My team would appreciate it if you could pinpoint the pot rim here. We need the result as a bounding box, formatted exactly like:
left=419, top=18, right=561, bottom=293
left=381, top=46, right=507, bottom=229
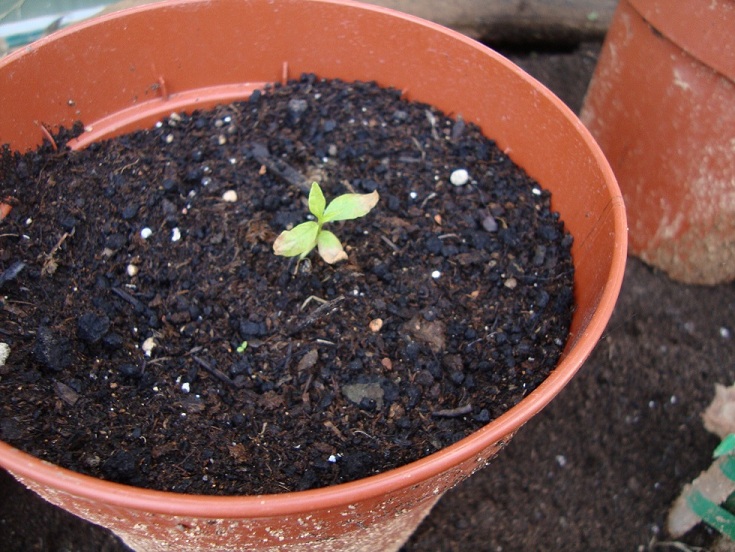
left=0, top=0, right=627, bottom=519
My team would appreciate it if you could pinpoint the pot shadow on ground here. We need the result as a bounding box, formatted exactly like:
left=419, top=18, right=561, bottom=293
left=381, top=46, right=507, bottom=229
left=1, top=42, right=733, bottom=552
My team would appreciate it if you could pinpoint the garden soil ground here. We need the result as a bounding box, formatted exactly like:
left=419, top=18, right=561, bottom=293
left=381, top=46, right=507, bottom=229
left=1, top=41, right=734, bottom=552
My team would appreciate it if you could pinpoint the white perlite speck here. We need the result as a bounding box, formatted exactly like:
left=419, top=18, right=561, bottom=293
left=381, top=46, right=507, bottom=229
left=171, top=227, right=181, bottom=242
left=142, top=337, right=157, bottom=357
left=450, top=168, right=469, bottom=186
left=222, top=190, right=238, bottom=202
left=140, top=227, right=153, bottom=239
left=0, top=343, right=10, bottom=366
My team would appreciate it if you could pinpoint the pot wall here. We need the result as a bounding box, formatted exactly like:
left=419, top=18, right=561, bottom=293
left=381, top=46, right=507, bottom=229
left=581, top=0, right=735, bottom=284
left=0, top=0, right=627, bottom=550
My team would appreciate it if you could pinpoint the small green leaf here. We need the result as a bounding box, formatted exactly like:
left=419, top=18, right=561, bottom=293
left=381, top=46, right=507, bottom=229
left=715, top=434, right=735, bottom=458
left=317, top=230, right=348, bottom=264
left=273, top=221, right=319, bottom=258
left=308, top=182, right=326, bottom=219
left=322, top=190, right=379, bottom=223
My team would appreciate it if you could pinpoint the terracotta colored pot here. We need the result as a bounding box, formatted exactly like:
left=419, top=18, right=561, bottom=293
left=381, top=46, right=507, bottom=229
left=0, top=1, right=627, bottom=550
left=581, top=0, right=735, bottom=285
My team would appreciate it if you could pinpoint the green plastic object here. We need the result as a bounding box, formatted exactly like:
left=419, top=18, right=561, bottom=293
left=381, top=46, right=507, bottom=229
left=687, top=490, right=735, bottom=539
left=715, top=434, right=735, bottom=458
left=720, top=457, right=735, bottom=483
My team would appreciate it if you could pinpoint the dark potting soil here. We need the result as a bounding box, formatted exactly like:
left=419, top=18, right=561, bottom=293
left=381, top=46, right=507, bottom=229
left=0, top=75, right=573, bottom=496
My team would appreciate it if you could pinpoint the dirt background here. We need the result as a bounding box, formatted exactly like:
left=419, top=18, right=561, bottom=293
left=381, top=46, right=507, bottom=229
left=2, top=12, right=735, bottom=552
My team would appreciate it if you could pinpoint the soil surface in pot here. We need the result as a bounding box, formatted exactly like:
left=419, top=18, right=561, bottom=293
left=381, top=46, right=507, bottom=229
left=0, top=76, right=573, bottom=495
left=4, top=42, right=734, bottom=552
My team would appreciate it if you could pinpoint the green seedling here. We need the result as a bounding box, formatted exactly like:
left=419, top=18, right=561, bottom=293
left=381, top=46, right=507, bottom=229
left=236, top=341, right=248, bottom=354
left=273, top=182, right=379, bottom=264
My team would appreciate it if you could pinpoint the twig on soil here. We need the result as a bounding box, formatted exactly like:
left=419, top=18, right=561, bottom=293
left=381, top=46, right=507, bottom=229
left=285, top=295, right=345, bottom=336
left=248, top=142, right=311, bottom=194
left=324, top=420, right=346, bottom=441
left=380, top=234, right=400, bottom=252
left=111, top=287, right=152, bottom=316
left=424, top=110, right=440, bottom=141
left=300, top=295, right=328, bottom=311
left=279, top=341, right=293, bottom=373
left=41, top=229, right=73, bottom=275
left=420, top=192, right=437, bottom=209
left=302, top=372, right=315, bottom=407
left=192, top=355, right=238, bottom=388
left=35, top=122, right=58, bottom=151
left=410, top=136, right=426, bottom=160
left=432, top=404, right=473, bottom=418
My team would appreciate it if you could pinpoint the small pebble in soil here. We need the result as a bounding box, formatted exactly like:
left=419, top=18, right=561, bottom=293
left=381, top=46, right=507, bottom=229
left=482, top=214, right=498, bottom=233
left=77, top=313, right=110, bottom=345
left=126, top=264, right=139, bottom=277
left=369, top=318, right=383, bottom=332
left=533, top=244, right=547, bottom=266
left=222, top=190, right=238, bottom=202
left=450, top=168, right=470, bottom=186
left=33, top=326, right=72, bottom=372
left=121, top=204, right=139, bottom=220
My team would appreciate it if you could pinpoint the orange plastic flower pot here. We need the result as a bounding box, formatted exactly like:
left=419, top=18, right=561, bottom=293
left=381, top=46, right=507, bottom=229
left=0, top=0, right=627, bottom=550
left=582, top=0, right=735, bottom=285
